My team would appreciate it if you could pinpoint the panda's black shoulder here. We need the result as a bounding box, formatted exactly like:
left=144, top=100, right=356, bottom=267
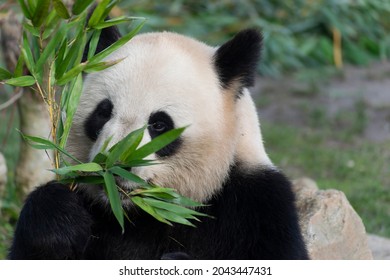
left=199, top=165, right=309, bottom=259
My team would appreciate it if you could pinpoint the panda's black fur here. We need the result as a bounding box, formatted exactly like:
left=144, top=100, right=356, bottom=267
left=8, top=24, right=309, bottom=260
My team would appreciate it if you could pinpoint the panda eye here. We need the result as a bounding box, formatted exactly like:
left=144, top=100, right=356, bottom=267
left=150, top=121, right=167, bottom=132
left=147, top=111, right=182, bottom=157
left=148, top=111, right=174, bottom=136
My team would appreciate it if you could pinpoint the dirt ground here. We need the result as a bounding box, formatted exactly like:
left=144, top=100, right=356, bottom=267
left=252, top=61, right=390, bottom=143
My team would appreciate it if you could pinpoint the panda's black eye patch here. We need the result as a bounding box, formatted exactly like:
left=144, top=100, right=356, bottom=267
left=148, top=111, right=173, bottom=135
left=84, top=99, right=113, bottom=141
left=148, top=111, right=182, bottom=157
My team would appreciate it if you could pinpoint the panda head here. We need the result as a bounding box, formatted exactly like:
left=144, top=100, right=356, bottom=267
left=66, top=27, right=273, bottom=206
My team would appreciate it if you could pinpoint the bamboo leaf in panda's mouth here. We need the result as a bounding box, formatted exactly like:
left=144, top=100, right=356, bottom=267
left=105, top=126, right=145, bottom=168
left=109, top=166, right=149, bottom=187
left=125, top=126, right=187, bottom=162
left=25, top=125, right=209, bottom=230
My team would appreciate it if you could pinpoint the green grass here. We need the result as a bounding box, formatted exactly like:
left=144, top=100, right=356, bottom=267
left=262, top=121, right=390, bottom=237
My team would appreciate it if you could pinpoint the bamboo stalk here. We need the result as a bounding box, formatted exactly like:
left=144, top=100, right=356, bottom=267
left=332, top=27, right=343, bottom=69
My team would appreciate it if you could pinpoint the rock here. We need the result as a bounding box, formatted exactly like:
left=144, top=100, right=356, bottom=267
left=293, top=178, right=373, bottom=259
left=0, top=152, right=7, bottom=197
left=367, top=234, right=390, bottom=260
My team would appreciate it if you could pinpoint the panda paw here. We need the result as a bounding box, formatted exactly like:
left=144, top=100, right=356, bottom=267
left=8, top=181, right=93, bottom=259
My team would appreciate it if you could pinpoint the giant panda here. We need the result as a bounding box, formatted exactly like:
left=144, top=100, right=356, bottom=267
left=8, top=25, right=308, bottom=260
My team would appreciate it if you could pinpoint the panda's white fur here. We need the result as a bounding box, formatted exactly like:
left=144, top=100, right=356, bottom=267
left=67, top=32, right=273, bottom=203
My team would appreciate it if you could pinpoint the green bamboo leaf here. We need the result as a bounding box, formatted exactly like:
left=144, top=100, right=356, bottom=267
left=20, top=50, right=33, bottom=75
left=127, top=127, right=186, bottom=161
left=21, top=134, right=83, bottom=164
left=30, top=36, right=41, bottom=67
left=105, top=126, right=145, bottom=168
left=22, top=22, right=40, bottom=37
left=166, top=194, right=205, bottom=208
left=55, top=39, right=67, bottom=74
left=5, top=76, right=35, bottom=87
left=53, top=0, right=70, bottom=19
left=141, top=186, right=204, bottom=207
left=52, top=162, right=103, bottom=175
left=130, top=186, right=205, bottom=207
left=59, top=74, right=83, bottom=148
left=131, top=187, right=177, bottom=197
left=100, top=135, right=113, bottom=154
left=84, top=58, right=125, bottom=73
left=131, top=196, right=172, bottom=226
left=119, top=132, right=145, bottom=163
left=27, top=0, right=36, bottom=11
left=121, top=160, right=159, bottom=167
left=109, top=166, right=149, bottom=187
left=42, top=8, right=60, bottom=35
left=88, top=0, right=111, bottom=27
left=89, top=19, right=146, bottom=64
left=21, top=32, right=35, bottom=74
left=57, top=63, right=86, bottom=85
left=93, top=16, right=145, bottom=30
left=92, top=152, right=108, bottom=164
left=21, top=134, right=55, bottom=149
left=14, top=52, right=25, bottom=78
left=42, top=14, right=62, bottom=40
left=142, top=187, right=203, bottom=208
left=137, top=192, right=176, bottom=200
left=154, top=208, right=196, bottom=227
left=103, top=171, right=124, bottom=232
left=100, top=0, right=119, bottom=21
left=87, top=29, right=102, bottom=61
left=35, top=24, right=67, bottom=73
left=55, top=28, right=85, bottom=79
left=142, top=197, right=208, bottom=217
left=32, top=0, right=51, bottom=27
left=131, top=188, right=177, bottom=200
left=72, top=0, right=95, bottom=15
left=18, top=0, right=32, bottom=19
left=74, top=28, right=88, bottom=69
left=27, top=142, right=53, bottom=150
left=0, top=68, right=12, bottom=80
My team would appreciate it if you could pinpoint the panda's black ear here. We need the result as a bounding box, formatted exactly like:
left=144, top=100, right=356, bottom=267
left=214, top=29, right=262, bottom=91
left=82, top=19, right=122, bottom=62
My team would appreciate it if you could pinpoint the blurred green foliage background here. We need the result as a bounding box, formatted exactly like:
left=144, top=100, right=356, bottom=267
left=1, top=0, right=390, bottom=259
left=118, top=0, right=390, bottom=75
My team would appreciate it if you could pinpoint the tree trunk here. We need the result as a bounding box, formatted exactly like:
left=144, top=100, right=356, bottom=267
left=0, top=11, right=54, bottom=197
left=15, top=93, right=55, bottom=195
